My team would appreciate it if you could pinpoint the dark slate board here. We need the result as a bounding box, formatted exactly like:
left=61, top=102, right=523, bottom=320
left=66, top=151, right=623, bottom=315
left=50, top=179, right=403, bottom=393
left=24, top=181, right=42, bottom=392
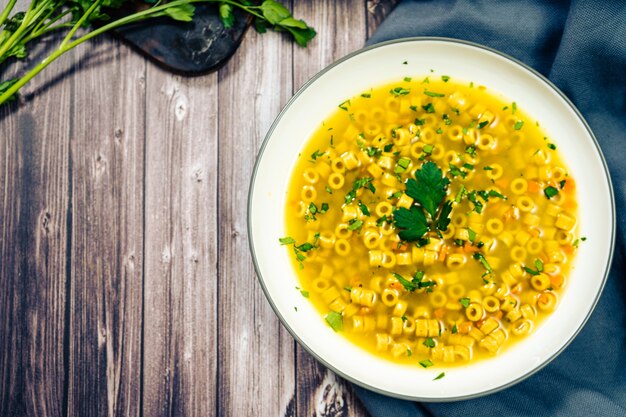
left=110, top=3, right=251, bottom=75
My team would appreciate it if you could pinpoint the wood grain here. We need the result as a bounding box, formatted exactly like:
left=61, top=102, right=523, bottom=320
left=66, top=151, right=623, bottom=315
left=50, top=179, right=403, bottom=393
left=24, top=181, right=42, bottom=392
left=0, top=34, right=73, bottom=417
left=216, top=26, right=296, bottom=417
left=0, top=1, right=399, bottom=416
left=66, top=36, right=145, bottom=417
left=142, top=67, right=219, bottom=416
left=291, top=2, right=372, bottom=417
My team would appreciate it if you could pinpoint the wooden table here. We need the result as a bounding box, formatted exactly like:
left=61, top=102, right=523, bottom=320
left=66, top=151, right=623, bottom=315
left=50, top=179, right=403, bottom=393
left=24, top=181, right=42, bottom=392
left=0, top=1, right=398, bottom=415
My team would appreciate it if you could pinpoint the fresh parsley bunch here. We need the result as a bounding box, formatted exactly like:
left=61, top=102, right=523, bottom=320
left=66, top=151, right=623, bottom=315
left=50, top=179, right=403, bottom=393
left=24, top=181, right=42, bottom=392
left=0, top=0, right=315, bottom=106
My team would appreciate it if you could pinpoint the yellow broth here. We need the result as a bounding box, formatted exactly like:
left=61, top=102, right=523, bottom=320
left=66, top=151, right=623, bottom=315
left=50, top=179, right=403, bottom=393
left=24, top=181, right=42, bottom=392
left=283, top=77, right=579, bottom=366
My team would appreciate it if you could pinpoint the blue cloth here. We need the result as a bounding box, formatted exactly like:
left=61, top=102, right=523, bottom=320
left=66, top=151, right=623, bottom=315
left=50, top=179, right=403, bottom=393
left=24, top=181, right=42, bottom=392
left=356, top=1, right=626, bottom=415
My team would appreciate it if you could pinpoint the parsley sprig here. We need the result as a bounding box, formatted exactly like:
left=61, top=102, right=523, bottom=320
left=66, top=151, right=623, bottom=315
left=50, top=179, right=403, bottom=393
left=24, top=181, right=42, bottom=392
left=393, top=162, right=453, bottom=241
left=0, top=0, right=315, bottom=105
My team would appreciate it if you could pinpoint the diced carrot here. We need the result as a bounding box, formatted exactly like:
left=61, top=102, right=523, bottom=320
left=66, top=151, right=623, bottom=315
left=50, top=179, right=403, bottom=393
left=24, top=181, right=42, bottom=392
left=493, top=310, right=504, bottom=320
left=458, top=321, right=473, bottom=334
left=562, top=244, right=575, bottom=255
left=438, top=245, right=448, bottom=262
left=434, top=308, right=446, bottom=319
left=495, top=178, right=509, bottom=189
left=463, top=242, right=479, bottom=253
left=396, top=243, right=409, bottom=252
left=511, top=283, right=523, bottom=294
left=550, top=274, right=565, bottom=289
left=389, top=281, right=402, bottom=291
left=527, top=180, right=541, bottom=193
left=562, top=178, right=576, bottom=194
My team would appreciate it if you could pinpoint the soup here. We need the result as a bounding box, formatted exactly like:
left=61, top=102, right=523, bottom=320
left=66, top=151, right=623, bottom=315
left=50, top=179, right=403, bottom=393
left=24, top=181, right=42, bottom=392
left=282, top=76, right=579, bottom=367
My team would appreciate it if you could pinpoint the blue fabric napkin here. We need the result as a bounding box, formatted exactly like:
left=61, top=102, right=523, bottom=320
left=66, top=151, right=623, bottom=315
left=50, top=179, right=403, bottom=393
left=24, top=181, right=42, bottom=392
left=355, top=1, right=626, bottom=415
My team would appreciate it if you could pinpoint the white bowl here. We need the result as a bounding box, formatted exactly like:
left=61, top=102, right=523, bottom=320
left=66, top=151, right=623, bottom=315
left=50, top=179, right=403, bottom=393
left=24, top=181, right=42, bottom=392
left=248, top=38, right=615, bottom=401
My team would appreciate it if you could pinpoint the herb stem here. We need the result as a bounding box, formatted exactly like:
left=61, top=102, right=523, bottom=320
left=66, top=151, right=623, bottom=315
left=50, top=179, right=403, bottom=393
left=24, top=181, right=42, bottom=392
left=60, top=0, right=102, bottom=49
left=0, top=0, right=18, bottom=29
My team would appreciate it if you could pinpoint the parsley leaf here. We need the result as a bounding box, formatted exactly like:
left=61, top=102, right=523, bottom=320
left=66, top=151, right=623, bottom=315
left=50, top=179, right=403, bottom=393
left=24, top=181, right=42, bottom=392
left=405, top=162, right=450, bottom=219
left=393, top=206, right=428, bottom=242
left=459, top=298, right=470, bottom=308
left=434, top=372, right=446, bottom=380
left=423, top=338, right=436, bottom=348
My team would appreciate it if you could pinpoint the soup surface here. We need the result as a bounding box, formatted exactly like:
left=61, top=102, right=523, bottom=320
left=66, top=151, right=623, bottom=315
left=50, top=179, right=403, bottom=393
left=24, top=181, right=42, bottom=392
left=282, top=76, right=580, bottom=367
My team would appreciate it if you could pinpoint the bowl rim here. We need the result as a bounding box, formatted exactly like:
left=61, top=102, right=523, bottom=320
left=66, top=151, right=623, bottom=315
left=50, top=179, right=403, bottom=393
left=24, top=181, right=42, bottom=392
left=247, top=36, right=616, bottom=402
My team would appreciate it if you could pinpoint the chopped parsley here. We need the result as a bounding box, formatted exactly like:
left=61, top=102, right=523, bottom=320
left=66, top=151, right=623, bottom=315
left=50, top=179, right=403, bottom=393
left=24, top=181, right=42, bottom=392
left=465, top=145, right=477, bottom=157
left=423, top=338, right=436, bottom=348
left=514, top=120, right=524, bottom=130
left=338, top=99, right=351, bottom=111
left=547, top=143, right=557, bottom=150
left=345, top=177, right=375, bottom=204
left=419, top=359, right=434, bottom=368
left=390, top=87, right=411, bottom=96
left=311, top=149, right=325, bottom=160
left=325, top=311, right=343, bottom=332
left=415, top=118, right=426, bottom=126
left=473, top=252, right=493, bottom=275
left=395, top=157, right=411, bottom=174
left=347, top=218, right=364, bottom=231
left=467, top=227, right=477, bottom=243
left=358, top=200, right=370, bottom=216
left=459, top=297, right=470, bottom=308
left=434, top=372, right=446, bottom=381
left=392, top=271, right=432, bottom=293
left=441, top=75, right=450, bottom=82
left=404, top=76, right=412, bottom=82
left=512, top=102, right=517, bottom=114
left=524, top=259, right=544, bottom=275
left=544, top=186, right=559, bottom=199
left=452, top=323, right=458, bottom=334
left=279, top=236, right=296, bottom=245
left=424, top=90, right=445, bottom=98
left=478, top=120, right=489, bottom=129
left=360, top=93, right=371, bottom=98
left=325, top=185, right=333, bottom=194
left=366, top=146, right=382, bottom=158
left=422, top=103, right=435, bottom=113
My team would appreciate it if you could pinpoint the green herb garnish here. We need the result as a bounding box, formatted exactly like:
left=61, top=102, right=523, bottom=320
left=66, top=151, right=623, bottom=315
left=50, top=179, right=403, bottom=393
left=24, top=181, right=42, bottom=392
left=325, top=311, right=343, bottom=331
left=544, top=186, right=559, bottom=199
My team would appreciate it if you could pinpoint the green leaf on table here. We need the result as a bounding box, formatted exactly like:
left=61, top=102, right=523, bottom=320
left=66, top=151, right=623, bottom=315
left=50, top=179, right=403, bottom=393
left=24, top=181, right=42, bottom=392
left=164, top=4, right=195, bottom=22
left=0, top=79, right=18, bottom=102
left=260, top=0, right=292, bottom=24
left=219, top=3, right=235, bottom=28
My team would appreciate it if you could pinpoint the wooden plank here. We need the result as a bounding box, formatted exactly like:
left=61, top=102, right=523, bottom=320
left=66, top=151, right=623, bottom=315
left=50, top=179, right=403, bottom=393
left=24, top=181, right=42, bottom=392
left=290, top=2, right=371, bottom=416
left=65, top=36, right=145, bottom=417
left=216, top=23, right=295, bottom=417
left=0, top=33, right=73, bottom=417
left=366, top=0, right=401, bottom=38
left=142, top=65, right=219, bottom=416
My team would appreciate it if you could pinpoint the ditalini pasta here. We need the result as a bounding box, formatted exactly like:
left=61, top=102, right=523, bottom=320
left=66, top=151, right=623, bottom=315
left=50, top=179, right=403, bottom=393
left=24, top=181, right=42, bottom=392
left=281, top=76, right=580, bottom=367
